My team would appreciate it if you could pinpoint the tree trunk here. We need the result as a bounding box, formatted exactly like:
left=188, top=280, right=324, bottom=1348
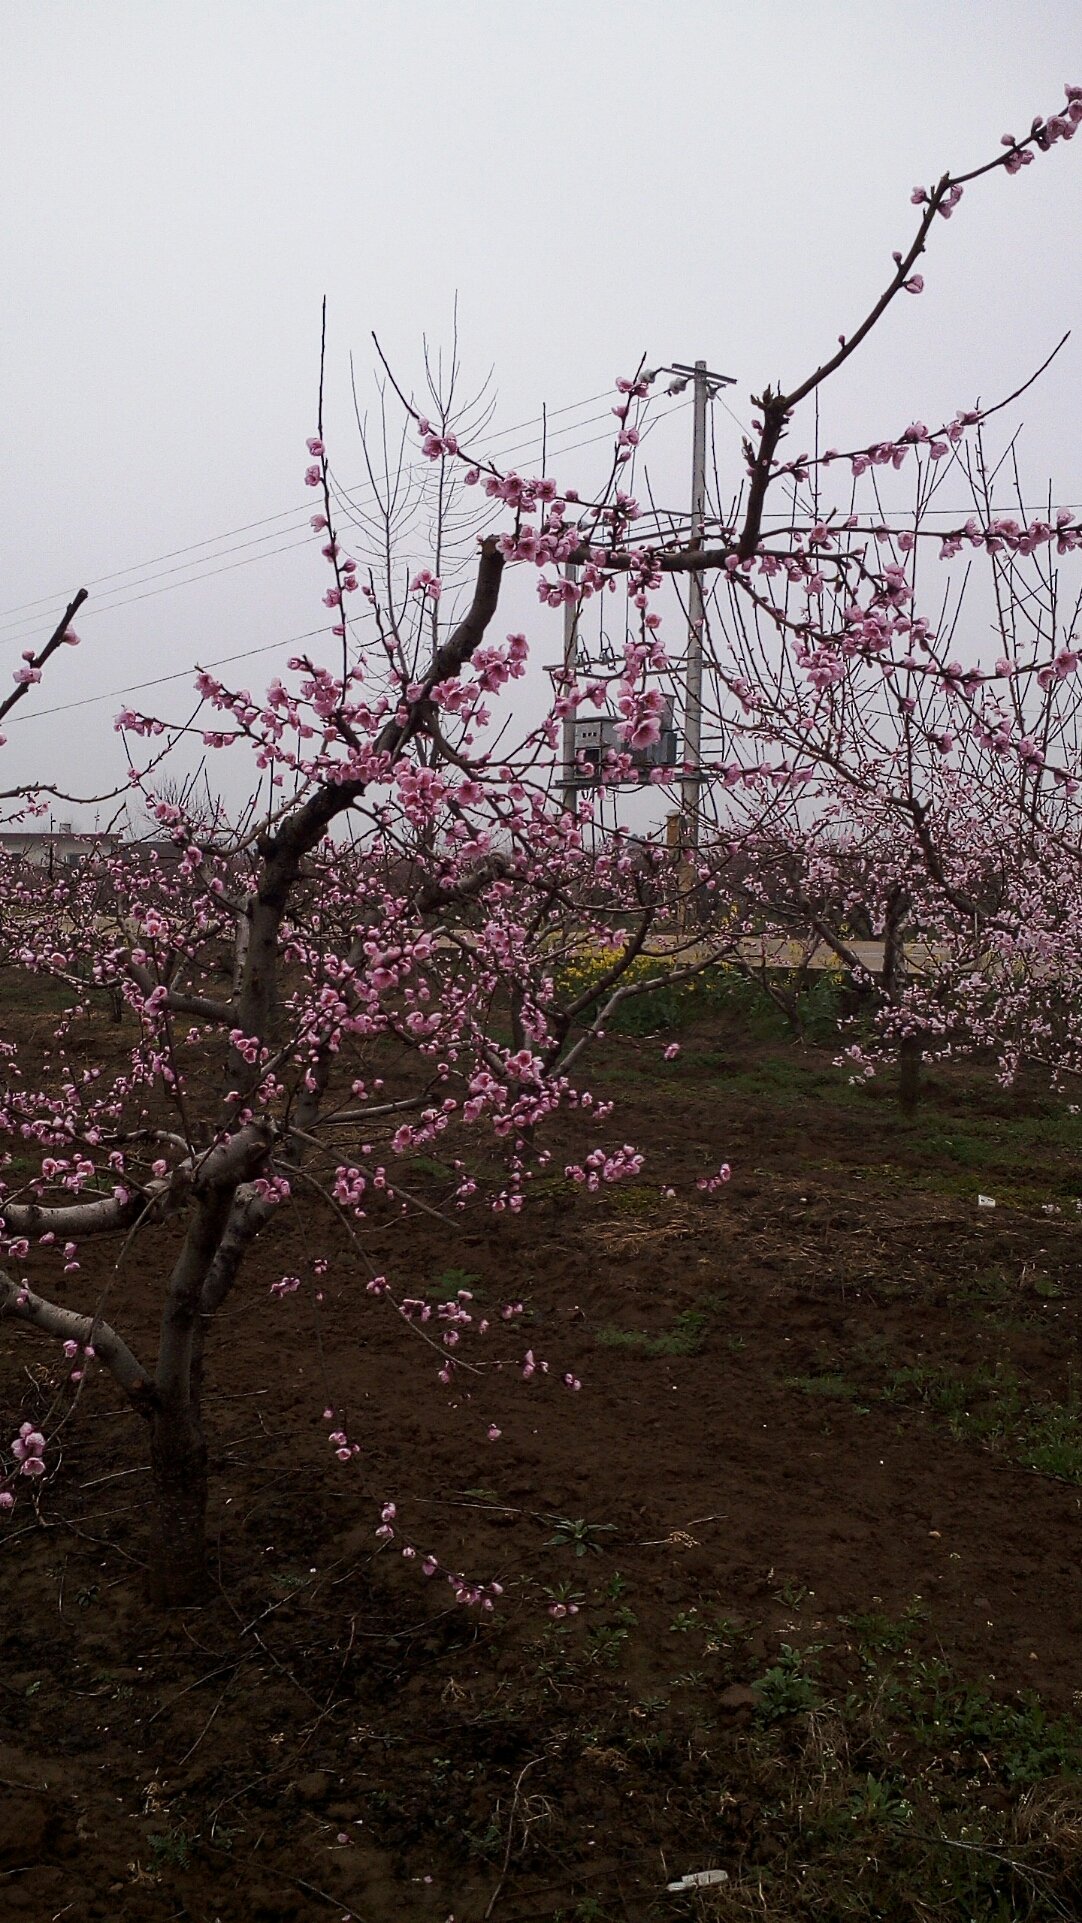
left=146, top=1168, right=264, bottom=1606
left=148, top=1404, right=208, bottom=1607
left=898, top=1031, right=923, bottom=1114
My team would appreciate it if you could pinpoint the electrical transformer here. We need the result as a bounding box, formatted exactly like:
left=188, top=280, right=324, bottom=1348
left=569, top=700, right=678, bottom=784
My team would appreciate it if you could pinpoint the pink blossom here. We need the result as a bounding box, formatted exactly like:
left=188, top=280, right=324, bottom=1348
left=421, top=431, right=459, bottom=460
left=11, top=1425, right=45, bottom=1476
left=696, top=1163, right=732, bottom=1194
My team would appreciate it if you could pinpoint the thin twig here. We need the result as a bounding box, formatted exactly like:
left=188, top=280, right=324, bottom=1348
left=485, top=1755, right=546, bottom=1919
left=294, top=1881, right=361, bottom=1920
left=79, top=1465, right=151, bottom=1491
left=146, top=1655, right=247, bottom=1725
left=174, top=1689, right=228, bottom=1768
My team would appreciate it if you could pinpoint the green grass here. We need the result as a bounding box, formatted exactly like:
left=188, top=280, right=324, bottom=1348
left=685, top=1047, right=839, bottom=1100
left=573, top=1623, right=1082, bottom=1918
left=604, top=1181, right=665, bottom=1218
left=408, top=1152, right=456, bottom=1181
left=595, top=1294, right=725, bottom=1359
left=511, top=1577, right=1082, bottom=1923
left=784, top=1355, right=1082, bottom=1484
left=146, top=1827, right=192, bottom=1871
left=882, top=1362, right=1082, bottom=1482
left=754, top=1641, right=823, bottom=1720
left=842, top=1597, right=927, bottom=1657
left=430, top=1265, right=483, bottom=1301
left=560, top=962, right=846, bottom=1041
left=784, top=1370, right=866, bottom=1402
left=736, top=1640, right=1082, bottom=1916
left=955, top=1266, right=1018, bottom=1311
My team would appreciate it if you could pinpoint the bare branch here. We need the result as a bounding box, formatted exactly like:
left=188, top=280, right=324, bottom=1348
left=0, top=589, right=88, bottom=727
left=0, top=1268, right=155, bottom=1411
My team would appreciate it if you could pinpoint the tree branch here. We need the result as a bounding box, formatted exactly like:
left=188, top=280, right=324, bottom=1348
left=0, top=1268, right=155, bottom=1412
left=0, top=589, right=88, bottom=728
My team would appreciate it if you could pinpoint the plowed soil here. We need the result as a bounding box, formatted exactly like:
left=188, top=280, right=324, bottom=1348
left=3, top=1017, right=1082, bottom=1921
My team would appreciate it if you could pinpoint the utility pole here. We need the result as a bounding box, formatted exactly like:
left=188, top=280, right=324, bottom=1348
left=681, top=359, right=709, bottom=849
left=654, top=360, right=736, bottom=850
left=556, top=362, right=735, bottom=819
left=560, top=559, right=580, bottom=802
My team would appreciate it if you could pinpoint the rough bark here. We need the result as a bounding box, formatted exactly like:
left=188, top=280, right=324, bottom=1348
left=148, top=1404, right=209, bottom=1606
left=144, top=1128, right=273, bottom=1603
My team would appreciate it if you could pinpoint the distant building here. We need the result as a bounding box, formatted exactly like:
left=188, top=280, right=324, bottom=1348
left=0, top=825, right=124, bottom=871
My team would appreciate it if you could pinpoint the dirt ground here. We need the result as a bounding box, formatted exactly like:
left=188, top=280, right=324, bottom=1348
left=4, top=1013, right=1082, bottom=1921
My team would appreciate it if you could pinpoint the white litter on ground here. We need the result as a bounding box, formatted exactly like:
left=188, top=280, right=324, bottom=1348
left=666, top=1869, right=730, bottom=1892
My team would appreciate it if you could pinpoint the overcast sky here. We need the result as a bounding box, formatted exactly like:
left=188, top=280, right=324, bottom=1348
left=3, top=1, right=1082, bottom=820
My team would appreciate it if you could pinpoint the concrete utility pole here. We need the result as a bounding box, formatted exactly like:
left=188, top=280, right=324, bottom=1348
left=558, top=361, right=734, bottom=814
left=682, top=359, right=709, bottom=847
left=654, top=360, right=736, bottom=848
left=560, top=559, right=580, bottom=800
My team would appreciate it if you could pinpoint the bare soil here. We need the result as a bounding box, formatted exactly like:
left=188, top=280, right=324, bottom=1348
left=3, top=1012, right=1082, bottom=1920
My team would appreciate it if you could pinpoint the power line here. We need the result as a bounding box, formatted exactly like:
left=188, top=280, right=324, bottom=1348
left=2, top=403, right=703, bottom=731
left=0, top=404, right=694, bottom=647
left=0, top=388, right=705, bottom=748
left=12, top=388, right=1073, bottom=643
left=0, top=388, right=618, bottom=630
left=755, top=502, right=1082, bottom=521
left=2, top=628, right=332, bottom=727
left=0, top=435, right=557, bottom=635
left=3, top=532, right=318, bottom=627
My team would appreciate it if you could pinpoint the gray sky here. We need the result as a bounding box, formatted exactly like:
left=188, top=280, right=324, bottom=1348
left=3, top=0, right=1082, bottom=818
